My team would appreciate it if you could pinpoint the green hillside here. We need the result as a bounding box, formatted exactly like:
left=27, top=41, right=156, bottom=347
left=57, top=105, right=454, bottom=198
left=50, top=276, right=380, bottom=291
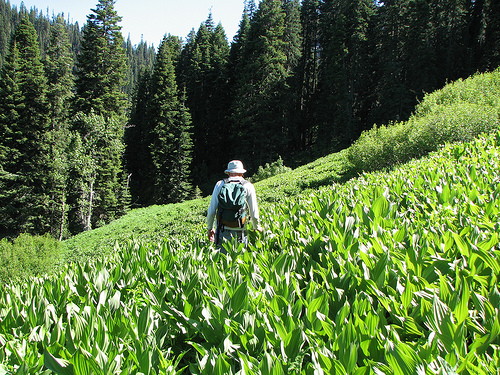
left=1, top=70, right=500, bottom=373
left=62, top=69, right=500, bottom=262
left=61, top=148, right=352, bottom=262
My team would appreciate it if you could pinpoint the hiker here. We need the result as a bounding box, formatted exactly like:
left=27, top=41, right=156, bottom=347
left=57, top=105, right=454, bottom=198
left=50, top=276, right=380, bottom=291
left=207, top=160, right=262, bottom=249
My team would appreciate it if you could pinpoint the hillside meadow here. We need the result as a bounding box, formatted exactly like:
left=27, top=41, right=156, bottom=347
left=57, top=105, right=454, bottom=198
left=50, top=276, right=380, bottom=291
left=0, top=70, right=500, bottom=373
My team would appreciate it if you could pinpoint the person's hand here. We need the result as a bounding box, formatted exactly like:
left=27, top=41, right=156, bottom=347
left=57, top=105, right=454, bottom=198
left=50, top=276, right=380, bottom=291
left=208, top=229, right=215, bottom=242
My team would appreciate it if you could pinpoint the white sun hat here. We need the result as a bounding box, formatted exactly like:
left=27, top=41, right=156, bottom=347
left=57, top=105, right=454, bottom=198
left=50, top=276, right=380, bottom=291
left=225, top=160, right=247, bottom=174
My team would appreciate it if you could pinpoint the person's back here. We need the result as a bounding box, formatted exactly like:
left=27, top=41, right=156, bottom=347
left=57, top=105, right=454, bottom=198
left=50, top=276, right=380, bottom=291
left=206, top=160, right=262, bottom=250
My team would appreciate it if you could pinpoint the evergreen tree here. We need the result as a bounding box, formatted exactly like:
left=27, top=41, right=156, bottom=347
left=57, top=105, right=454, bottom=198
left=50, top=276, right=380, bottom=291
left=482, top=0, right=500, bottom=70
left=125, top=37, right=156, bottom=100
left=370, top=0, right=442, bottom=127
left=125, top=68, right=155, bottom=206
left=228, top=0, right=254, bottom=71
left=0, top=0, right=14, bottom=68
left=148, top=35, right=193, bottom=204
left=205, top=22, right=231, bottom=173
left=73, top=0, right=127, bottom=119
left=429, top=0, right=469, bottom=83
left=71, top=0, right=128, bottom=230
left=45, top=15, right=74, bottom=127
left=44, top=15, right=74, bottom=240
left=282, top=0, right=303, bottom=154
left=230, top=0, right=301, bottom=170
left=316, top=0, right=376, bottom=152
left=177, top=14, right=231, bottom=194
left=0, top=16, right=51, bottom=237
left=66, top=112, right=125, bottom=232
left=293, top=0, right=321, bottom=152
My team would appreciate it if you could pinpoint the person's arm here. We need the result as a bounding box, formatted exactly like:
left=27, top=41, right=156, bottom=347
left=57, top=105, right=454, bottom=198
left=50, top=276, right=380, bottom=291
left=246, top=183, right=262, bottom=231
left=207, top=180, right=223, bottom=241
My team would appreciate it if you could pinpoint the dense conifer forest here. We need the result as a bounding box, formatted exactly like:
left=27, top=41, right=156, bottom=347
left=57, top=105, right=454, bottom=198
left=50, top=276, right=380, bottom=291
left=0, top=0, right=499, bottom=241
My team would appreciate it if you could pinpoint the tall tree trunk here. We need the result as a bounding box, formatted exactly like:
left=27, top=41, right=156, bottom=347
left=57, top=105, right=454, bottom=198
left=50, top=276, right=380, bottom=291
left=85, top=179, right=94, bottom=232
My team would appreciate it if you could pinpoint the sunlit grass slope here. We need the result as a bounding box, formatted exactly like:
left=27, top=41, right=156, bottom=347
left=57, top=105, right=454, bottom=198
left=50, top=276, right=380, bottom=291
left=62, top=149, right=352, bottom=261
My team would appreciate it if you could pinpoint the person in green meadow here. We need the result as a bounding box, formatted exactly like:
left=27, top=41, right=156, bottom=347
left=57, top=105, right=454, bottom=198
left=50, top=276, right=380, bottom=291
left=207, top=160, right=262, bottom=250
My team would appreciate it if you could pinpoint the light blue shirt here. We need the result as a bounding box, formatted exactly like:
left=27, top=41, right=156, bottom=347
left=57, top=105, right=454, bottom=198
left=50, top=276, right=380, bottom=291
left=207, top=176, right=261, bottom=231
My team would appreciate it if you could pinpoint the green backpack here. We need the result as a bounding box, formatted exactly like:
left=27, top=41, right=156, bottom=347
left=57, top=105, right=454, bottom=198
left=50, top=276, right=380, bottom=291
left=217, top=178, right=248, bottom=228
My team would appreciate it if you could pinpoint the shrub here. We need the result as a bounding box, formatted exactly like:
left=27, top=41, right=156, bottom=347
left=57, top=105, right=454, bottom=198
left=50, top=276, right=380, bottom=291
left=409, top=102, right=499, bottom=155
left=347, top=121, right=412, bottom=173
left=414, top=69, right=500, bottom=116
left=0, top=233, right=63, bottom=282
left=347, top=70, right=500, bottom=174
left=250, top=156, right=292, bottom=183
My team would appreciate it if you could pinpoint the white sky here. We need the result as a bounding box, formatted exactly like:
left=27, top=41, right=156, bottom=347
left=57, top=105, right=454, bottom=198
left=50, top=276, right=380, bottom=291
left=9, top=0, right=246, bottom=46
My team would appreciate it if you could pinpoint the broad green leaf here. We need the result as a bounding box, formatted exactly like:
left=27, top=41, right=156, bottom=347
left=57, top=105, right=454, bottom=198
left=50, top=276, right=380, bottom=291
left=270, top=295, right=288, bottom=315
left=332, top=359, right=347, bottom=374
left=214, top=354, right=231, bottom=374
left=429, top=296, right=456, bottom=352
left=109, top=290, right=121, bottom=312
left=230, top=281, right=248, bottom=313
left=73, top=350, right=103, bottom=375
left=473, top=246, right=500, bottom=274
left=43, top=350, right=74, bottom=375
left=452, top=232, right=470, bottom=258
left=402, top=316, right=423, bottom=336
left=139, top=349, right=152, bottom=375
left=259, top=352, right=274, bottom=375
left=184, top=271, right=199, bottom=298
left=284, top=328, right=304, bottom=360
left=401, top=276, right=415, bottom=310
left=372, top=195, right=389, bottom=218
left=138, top=305, right=152, bottom=337
left=454, top=276, right=470, bottom=324
left=344, top=216, right=356, bottom=233
left=307, top=294, right=326, bottom=323
left=97, top=289, right=108, bottom=314
left=385, top=341, right=421, bottom=375
left=189, top=341, right=208, bottom=357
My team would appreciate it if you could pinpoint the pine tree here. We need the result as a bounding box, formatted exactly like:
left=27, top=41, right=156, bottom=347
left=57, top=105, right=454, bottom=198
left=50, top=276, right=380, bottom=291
left=125, top=68, right=155, bottom=206
left=66, top=112, right=125, bottom=232
left=44, top=15, right=74, bottom=240
left=0, top=16, right=51, bottom=237
left=370, top=0, right=441, bottom=127
left=177, top=14, right=231, bottom=193
left=70, top=0, right=128, bottom=230
left=282, top=0, right=303, bottom=153
left=73, top=0, right=127, bottom=119
left=0, top=0, right=15, bottom=68
left=293, top=0, right=321, bottom=152
left=226, top=1, right=254, bottom=158
left=205, top=22, right=231, bottom=174
left=125, top=37, right=156, bottom=100
left=482, top=0, right=500, bottom=70
left=316, top=0, right=376, bottom=151
left=427, top=0, right=469, bottom=83
left=148, top=35, right=193, bottom=204
left=230, top=0, right=301, bottom=170
left=45, top=15, right=74, bottom=127
left=228, top=0, right=254, bottom=71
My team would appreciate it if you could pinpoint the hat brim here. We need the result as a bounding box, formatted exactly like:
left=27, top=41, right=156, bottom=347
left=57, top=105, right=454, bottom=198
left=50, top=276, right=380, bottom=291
left=225, top=168, right=246, bottom=174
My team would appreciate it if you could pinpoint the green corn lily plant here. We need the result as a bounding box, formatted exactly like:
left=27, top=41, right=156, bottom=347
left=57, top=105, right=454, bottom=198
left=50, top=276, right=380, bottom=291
left=1, top=133, right=500, bottom=373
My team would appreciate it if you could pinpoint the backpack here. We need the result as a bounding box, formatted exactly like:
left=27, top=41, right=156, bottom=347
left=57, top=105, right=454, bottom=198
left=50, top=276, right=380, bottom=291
left=217, top=178, right=248, bottom=228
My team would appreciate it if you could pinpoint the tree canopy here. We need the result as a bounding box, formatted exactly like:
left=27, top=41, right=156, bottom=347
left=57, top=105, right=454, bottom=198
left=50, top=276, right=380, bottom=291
left=0, top=0, right=499, bottom=239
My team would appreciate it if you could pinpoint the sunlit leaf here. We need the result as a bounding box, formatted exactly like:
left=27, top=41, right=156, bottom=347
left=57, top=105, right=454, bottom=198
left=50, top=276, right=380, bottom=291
left=43, top=350, right=74, bottom=375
